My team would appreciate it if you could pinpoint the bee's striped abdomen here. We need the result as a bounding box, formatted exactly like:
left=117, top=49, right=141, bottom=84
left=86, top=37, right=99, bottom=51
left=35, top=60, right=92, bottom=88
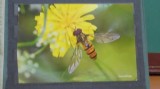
left=85, top=44, right=97, bottom=60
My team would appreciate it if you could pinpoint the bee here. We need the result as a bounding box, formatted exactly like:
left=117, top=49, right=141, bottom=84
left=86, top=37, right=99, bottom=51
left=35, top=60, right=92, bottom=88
left=68, top=28, right=120, bottom=74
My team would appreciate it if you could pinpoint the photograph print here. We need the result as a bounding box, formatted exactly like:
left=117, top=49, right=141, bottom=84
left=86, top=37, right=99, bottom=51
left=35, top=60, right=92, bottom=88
left=17, top=3, right=137, bottom=83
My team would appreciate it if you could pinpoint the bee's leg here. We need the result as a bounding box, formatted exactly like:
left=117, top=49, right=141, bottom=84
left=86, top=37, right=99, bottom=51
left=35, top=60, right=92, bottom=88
left=76, top=39, right=81, bottom=44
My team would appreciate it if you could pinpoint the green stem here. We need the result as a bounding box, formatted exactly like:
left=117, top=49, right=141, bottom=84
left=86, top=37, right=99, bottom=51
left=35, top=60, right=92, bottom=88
left=94, top=61, right=110, bottom=79
left=34, top=45, right=48, bottom=56
left=40, top=4, right=48, bottom=38
left=18, top=38, right=38, bottom=48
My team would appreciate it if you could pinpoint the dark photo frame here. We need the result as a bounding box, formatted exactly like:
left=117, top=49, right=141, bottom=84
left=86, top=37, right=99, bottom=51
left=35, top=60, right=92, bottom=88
left=4, top=0, right=149, bottom=89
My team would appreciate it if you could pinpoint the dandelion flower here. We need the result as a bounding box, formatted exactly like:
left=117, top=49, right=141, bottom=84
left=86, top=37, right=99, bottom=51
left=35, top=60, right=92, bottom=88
left=35, top=4, right=97, bottom=57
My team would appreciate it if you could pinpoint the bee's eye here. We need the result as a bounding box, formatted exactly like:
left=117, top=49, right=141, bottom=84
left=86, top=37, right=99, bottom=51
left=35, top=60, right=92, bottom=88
left=77, top=28, right=82, bottom=33
left=73, top=28, right=82, bottom=36
left=73, top=31, right=77, bottom=36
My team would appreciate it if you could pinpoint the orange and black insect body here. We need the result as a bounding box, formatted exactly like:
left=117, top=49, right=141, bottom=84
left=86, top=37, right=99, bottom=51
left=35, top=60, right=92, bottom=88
left=73, top=28, right=97, bottom=60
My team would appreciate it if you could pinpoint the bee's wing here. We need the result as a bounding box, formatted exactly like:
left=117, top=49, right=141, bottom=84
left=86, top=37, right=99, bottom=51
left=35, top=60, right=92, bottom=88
left=68, top=45, right=82, bottom=74
left=95, top=32, right=120, bottom=43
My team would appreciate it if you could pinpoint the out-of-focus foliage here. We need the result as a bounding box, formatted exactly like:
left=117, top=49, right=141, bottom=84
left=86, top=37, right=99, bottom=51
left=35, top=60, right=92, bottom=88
left=18, top=4, right=137, bottom=83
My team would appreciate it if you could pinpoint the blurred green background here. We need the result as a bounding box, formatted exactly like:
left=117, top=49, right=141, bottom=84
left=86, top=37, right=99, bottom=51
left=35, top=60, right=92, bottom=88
left=17, top=4, right=137, bottom=83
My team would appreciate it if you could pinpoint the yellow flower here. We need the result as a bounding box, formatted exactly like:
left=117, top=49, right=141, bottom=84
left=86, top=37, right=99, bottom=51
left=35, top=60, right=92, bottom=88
left=35, top=4, right=97, bottom=57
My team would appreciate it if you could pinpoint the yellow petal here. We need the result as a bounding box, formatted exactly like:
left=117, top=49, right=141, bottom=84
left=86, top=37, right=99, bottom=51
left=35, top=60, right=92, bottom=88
left=76, top=21, right=97, bottom=34
left=48, top=9, right=61, bottom=22
left=67, top=28, right=77, bottom=47
left=81, top=14, right=95, bottom=20
left=75, top=4, right=98, bottom=17
left=76, top=14, right=95, bottom=22
left=50, top=5, right=63, bottom=20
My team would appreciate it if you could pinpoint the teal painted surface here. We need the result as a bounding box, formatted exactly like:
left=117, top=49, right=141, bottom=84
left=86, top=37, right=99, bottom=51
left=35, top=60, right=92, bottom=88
left=144, top=0, right=160, bottom=53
